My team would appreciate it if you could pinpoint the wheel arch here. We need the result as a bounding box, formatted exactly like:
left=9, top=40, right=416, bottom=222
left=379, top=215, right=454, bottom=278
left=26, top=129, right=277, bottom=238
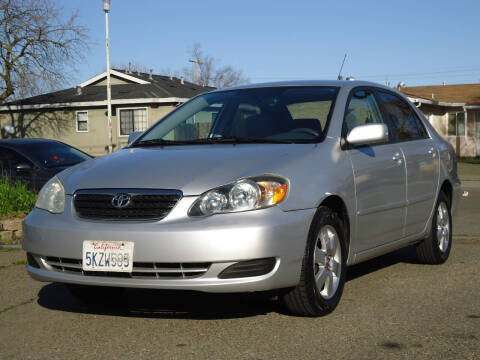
left=440, top=179, right=453, bottom=206
left=318, top=195, right=351, bottom=253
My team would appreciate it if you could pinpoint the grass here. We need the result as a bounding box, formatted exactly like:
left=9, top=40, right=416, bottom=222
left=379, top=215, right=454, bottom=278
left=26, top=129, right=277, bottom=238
left=0, top=259, right=27, bottom=269
left=457, top=157, right=480, bottom=164
left=0, top=176, right=36, bottom=218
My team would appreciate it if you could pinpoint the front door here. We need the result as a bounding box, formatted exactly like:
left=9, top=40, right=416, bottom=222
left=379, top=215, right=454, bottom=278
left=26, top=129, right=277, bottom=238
left=344, top=88, right=407, bottom=252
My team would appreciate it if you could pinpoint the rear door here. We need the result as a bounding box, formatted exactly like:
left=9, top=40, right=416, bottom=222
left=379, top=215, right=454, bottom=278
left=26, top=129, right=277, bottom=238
left=344, top=88, right=407, bottom=251
left=377, top=91, right=438, bottom=237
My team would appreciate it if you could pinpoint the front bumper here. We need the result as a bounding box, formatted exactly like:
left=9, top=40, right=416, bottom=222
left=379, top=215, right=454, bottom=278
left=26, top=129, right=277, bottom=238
left=23, top=196, right=314, bottom=292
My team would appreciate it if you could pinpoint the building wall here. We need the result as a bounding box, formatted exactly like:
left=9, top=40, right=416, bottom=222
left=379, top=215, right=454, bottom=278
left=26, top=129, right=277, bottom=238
left=92, top=76, right=132, bottom=86
left=0, top=103, right=177, bottom=157
left=418, top=104, right=449, bottom=136
left=418, top=104, right=480, bottom=157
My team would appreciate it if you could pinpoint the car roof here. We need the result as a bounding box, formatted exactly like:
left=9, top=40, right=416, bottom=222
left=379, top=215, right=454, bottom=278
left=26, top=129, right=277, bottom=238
left=212, top=80, right=402, bottom=95
left=0, top=138, right=62, bottom=148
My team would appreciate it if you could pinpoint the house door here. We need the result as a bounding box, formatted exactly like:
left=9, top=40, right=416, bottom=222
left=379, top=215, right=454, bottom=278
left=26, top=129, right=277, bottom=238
left=475, top=112, right=480, bottom=157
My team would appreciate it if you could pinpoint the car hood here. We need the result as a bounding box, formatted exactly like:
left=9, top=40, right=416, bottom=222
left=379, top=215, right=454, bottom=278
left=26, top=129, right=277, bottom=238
left=58, top=144, right=315, bottom=196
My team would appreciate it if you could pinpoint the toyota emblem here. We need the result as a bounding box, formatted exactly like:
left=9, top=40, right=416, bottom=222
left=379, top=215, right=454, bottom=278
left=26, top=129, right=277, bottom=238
left=111, top=193, right=131, bottom=209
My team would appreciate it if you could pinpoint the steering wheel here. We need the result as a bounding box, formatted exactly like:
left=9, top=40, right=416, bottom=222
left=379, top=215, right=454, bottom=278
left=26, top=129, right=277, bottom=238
left=290, top=127, right=320, bottom=137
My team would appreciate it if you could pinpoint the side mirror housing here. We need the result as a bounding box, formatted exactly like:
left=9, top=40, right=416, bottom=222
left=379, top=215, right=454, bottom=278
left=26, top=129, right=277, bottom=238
left=15, top=163, right=32, bottom=172
left=346, top=123, right=389, bottom=146
left=128, top=131, right=143, bottom=145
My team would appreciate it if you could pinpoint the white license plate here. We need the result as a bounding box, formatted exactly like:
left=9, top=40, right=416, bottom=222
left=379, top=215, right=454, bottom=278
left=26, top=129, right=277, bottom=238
left=82, top=241, right=134, bottom=272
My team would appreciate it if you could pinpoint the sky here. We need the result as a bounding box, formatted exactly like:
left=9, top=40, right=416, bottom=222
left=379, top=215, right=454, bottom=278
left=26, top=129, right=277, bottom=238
left=61, top=0, right=480, bottom=88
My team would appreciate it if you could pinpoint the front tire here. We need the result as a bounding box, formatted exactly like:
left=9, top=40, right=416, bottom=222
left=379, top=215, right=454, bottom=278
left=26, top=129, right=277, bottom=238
left=282, top=206, right=347, bottom=316
left=416, top=191, right=452, bottom=264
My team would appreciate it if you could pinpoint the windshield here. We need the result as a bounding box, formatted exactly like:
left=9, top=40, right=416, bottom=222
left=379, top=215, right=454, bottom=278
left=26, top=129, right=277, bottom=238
left=136, top=86, right=339, bottom=145
left=22, top=142, right=92, bottom=168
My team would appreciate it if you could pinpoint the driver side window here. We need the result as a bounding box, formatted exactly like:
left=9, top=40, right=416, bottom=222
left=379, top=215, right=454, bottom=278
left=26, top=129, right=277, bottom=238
left=344, top=90, right=385, bottom=135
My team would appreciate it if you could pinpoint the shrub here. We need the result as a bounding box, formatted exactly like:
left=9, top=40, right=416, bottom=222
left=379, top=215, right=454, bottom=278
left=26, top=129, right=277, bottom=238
left=0, top=176, right=36, bottom=217
left=457, top=157, right=480, bottom=164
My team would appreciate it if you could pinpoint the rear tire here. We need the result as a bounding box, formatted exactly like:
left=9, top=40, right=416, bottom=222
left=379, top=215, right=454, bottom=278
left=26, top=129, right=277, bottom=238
left=416, top=191, right=452, bottom=264
left=66, top=284, right=124, bottom=304
left=282, top=206, right=347, bottom=317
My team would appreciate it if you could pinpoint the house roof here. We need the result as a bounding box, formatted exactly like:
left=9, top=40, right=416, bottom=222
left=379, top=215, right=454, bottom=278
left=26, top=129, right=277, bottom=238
left=400, top=83, right=480, bottom=106
left=78, top=69, right=151, bottom=87
left=0, top=70, right=214, bottom=110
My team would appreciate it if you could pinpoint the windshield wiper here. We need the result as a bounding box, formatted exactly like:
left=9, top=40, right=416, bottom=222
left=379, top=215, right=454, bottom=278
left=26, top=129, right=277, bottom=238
left=130, top=139, right=192, bottom=147
left=199, top=136, right=294, bottom=144
left=131, top=136, right=294, bottom=147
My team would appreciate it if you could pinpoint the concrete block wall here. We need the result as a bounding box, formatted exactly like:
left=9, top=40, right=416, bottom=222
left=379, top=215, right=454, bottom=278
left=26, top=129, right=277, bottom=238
left=0, top=218, right=23, bottom=245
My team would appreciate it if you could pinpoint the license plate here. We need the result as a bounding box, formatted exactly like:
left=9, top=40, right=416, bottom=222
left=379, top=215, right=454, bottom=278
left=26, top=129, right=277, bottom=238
left=82, top=241, right=134, bottom=272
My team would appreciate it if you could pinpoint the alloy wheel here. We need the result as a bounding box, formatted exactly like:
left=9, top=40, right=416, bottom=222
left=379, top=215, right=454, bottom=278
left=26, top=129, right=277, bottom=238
left=314, top=225, right=342, bottom=300
left=436, top=201, right=450, bottom=252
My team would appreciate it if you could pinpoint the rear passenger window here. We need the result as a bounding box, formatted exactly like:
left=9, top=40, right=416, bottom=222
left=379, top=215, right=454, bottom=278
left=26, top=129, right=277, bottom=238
left=344, top=90, right=385, bottom=135
left=378, top=91, right=426, bottom=141
left=0, top=147, right=30, bottom=176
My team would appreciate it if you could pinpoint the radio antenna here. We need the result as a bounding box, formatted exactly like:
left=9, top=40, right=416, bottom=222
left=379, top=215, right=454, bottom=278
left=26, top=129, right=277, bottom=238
left=337, top=53, right=347, bottom=80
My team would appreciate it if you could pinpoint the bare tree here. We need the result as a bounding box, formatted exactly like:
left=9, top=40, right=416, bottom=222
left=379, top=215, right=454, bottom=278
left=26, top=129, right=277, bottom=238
left=160, top=66, right=182, bottom=79
left=0, top=0, right=89, bottom=103
left=183, top=43, right=249, bottom=88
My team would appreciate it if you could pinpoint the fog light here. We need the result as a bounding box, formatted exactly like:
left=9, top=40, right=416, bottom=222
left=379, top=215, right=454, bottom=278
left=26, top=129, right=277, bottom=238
left=218, top=258, right=276, bottom=279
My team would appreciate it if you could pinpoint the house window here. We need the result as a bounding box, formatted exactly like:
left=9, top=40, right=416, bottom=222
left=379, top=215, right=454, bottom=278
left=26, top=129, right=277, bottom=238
left=448, top=112, right=465, bottom=136
left=119, top=108, right=147, bottom=136
left=76, top=111, right=88, bottom=132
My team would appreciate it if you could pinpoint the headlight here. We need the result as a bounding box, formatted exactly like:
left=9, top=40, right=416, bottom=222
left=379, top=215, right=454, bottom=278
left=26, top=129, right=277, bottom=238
left=35, top=176, right=65, bottom=214
left=189, top=176, right=288, bottom=217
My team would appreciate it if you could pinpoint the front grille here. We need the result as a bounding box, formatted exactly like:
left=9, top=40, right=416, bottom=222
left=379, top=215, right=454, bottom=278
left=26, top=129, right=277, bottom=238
left=74, top=189, right=182, bottom=221
left=43, top=256, right=210, bottom=279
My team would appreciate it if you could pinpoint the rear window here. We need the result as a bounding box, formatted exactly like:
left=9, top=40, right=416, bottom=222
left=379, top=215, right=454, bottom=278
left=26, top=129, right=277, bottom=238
left=21, top=142, right=92, bottom=168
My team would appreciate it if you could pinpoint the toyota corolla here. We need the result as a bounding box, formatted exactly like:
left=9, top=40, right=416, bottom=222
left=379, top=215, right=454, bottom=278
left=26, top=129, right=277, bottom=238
left=23, top=81, right=460, bottom=316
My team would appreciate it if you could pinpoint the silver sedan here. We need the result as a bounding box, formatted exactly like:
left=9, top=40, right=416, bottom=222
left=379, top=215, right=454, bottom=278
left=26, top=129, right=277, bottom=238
left=23, top=81, right=460, bottom=316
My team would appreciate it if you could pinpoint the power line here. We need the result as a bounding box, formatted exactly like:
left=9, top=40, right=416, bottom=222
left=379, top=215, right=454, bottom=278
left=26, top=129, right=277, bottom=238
left=250, top=66, right=480, bottom=82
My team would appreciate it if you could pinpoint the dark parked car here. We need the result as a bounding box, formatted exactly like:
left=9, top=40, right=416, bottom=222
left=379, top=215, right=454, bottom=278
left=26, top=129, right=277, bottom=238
left=0, top=139, right=92, bottom=190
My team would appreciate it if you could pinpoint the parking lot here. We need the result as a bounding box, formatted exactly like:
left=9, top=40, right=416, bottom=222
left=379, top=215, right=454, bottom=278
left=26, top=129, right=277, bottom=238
left=1, top=164, right=479, bottom=359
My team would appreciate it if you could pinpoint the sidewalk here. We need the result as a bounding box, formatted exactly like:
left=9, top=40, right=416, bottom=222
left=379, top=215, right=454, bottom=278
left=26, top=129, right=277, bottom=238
left=455, top=162, right=480, bottom=237
left=0, top=248, right=26, bottom=268
left=458, top=162, right=480, bottom=182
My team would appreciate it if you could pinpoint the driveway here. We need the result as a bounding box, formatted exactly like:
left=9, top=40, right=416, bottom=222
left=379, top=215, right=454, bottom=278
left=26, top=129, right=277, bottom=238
left=0, top=163, right=478, bottom=359
left=455, top=163, right=480, bottom=238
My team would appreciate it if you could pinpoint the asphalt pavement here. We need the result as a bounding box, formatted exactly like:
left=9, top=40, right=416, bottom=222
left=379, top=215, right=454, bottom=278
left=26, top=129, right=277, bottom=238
left=0, top=166, right=479, bottom=359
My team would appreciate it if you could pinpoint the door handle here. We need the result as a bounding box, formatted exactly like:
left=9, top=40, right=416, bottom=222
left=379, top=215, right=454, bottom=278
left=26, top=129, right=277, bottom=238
left=392, top=152, right=402, bottom=165
left=428, top=147, right=436, bottom=157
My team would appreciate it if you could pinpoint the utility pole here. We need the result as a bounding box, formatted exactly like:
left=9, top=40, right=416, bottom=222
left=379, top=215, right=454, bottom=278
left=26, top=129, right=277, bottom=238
left=189, top=58, right=203, bottom=85
left=103, top=0, right=113, bottom=153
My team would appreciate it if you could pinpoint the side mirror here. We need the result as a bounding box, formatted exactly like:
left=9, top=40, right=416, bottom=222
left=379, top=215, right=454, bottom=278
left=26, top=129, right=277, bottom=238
left=346, top=123, right=389, bottom=146
left=128, top=131, right=143, bottom=145
left=15, top=163, right=32, bottom=172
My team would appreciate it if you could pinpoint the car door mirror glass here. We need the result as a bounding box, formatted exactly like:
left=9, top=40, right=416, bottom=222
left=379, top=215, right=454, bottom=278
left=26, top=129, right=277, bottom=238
left=346, top=123, right=389, bottom=146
